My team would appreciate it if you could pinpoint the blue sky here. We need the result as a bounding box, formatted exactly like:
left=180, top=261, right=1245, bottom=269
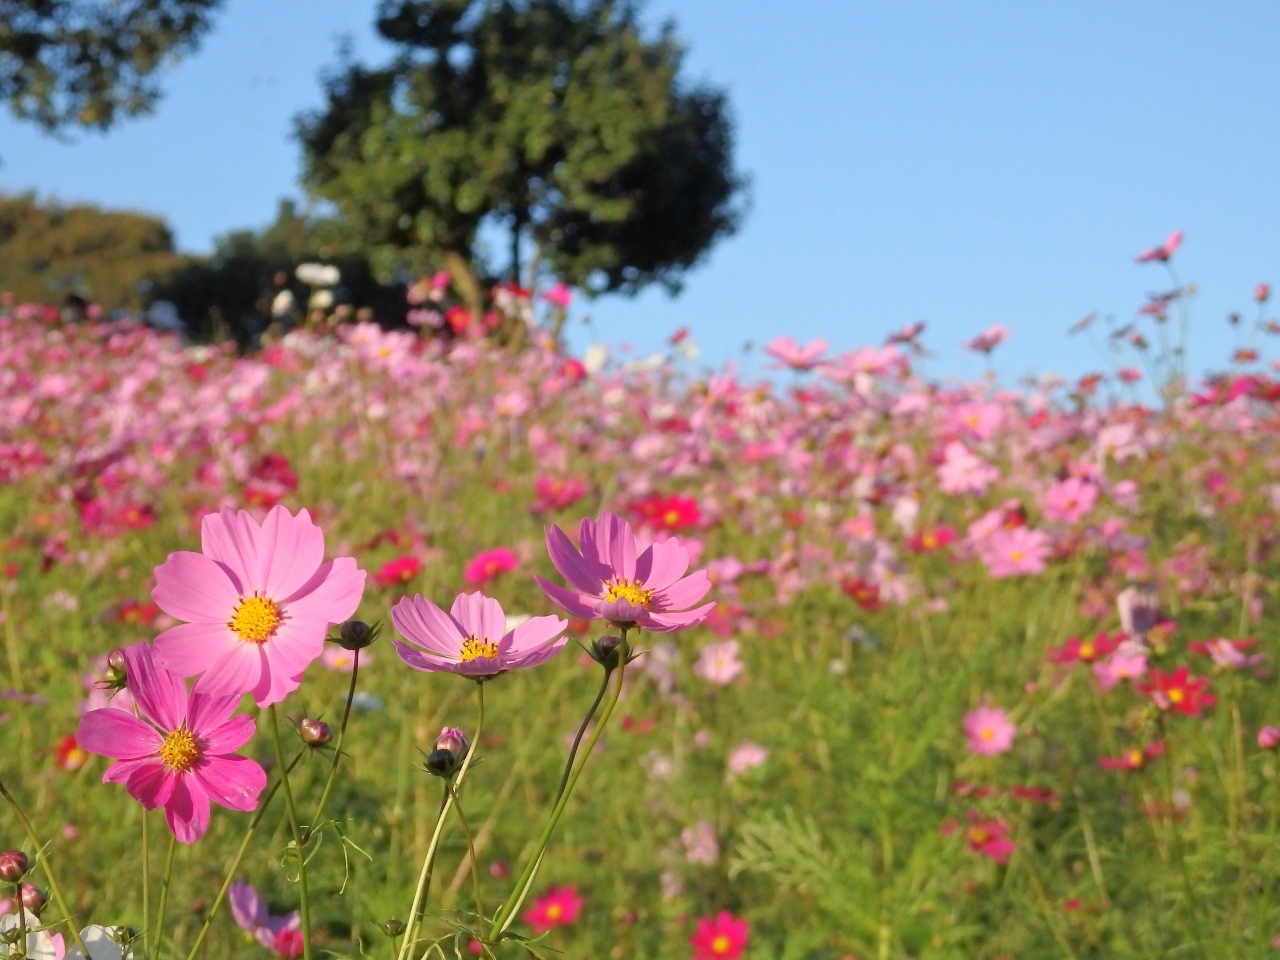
left=2, top=1, right=1278, bottom=385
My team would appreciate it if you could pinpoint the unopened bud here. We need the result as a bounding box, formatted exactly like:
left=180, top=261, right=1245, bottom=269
left=299, top=718, right=333, bottom=747
left=20, top=883, right=45, bottom=915
left=106, top=648, right=127, bottom=675
left=0, top=850, right=28, bottom=882
left=589, top=635, right=625, bottom=670
left=435, top=726, right=469, bottom=757
left=424, top=748, right=459, bottom=779
left=338, top=620, right=378, bottom=650
left=379, top=920, right=405, bottom=938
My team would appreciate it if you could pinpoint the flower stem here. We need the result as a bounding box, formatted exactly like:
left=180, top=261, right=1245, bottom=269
left=184, top=751, right=303, bottom=960
left=490, top=632, right=629, bottom=939
left=306, top=649, right=360, bottom=845
left=0, top=777, right=89, bottom=958
left=142, top=806, right=151, bottom=959
left=269, top=705, right=314, bottom=960
left=15, top=882, right=28, bottom=959
left=153, top=834, right=177, bottom=960
left=553, top=666, right=613, bottom=804
left=448, top=783, right=485, bottom=925
left=397, top=684, right=485, bottom=960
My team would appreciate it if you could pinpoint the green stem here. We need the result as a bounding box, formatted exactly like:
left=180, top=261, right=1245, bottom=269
left=397, top=684, right=485, bottom=960
left=0, top=777, right=89, bottom=958
left=1160, top=719, right=1206, bottom=959
left=490, top=633, right=629, bottom=939
left=153, top=834, right=177, bottom=960
left=2, top=583, right=21, bottom=690
left=142, top=806, right=151, bottom=959
left=15, top=882, right=28, bottom=959
left=184, top=751, right=304, bottom=960
left=448, top=783, right=485, bottom=925
left=306, top=648, right=361, bottom=844
left=269, top=706, right=314, bottom=960
left=553, top=666, right=613, bottom=804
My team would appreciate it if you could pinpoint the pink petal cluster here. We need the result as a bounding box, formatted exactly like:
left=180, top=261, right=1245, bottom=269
left=978, top=527, right=1050, bottom=579
left=1041, top=477, right=1098, bottom=525
left=764, top=336, right=828, bottom=371
left=463, top=547, right=518, bottom=586
left=76, top=644, right=266, bottom=843
left=963, top=705, right=1016, bottom=755
left=693, top=640, right=745, bottom=686
left=937, top=442, right=1000, bottom=496
left=230, top=879, right=304, bottom=957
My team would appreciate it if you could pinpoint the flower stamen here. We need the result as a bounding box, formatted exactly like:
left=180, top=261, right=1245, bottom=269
left=160, top=728, right=200, bottom=772
left=604, top=578, right=652, bottom=608
left=460, top=635, right=500, bottom=662
left=230, top=594, right=282, bottom=643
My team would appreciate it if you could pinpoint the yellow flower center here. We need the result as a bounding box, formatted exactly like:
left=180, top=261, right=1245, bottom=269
left=460, top=635, right=500, bottom=662
left=1128, top=749, right=1144, bottom=767
left=664, top=509, right=682, bottom=526
left=604, top=579, right=652, bottom=608
left=230, top=594, right=281, bottom=643
left=1168, top=688, right=1185, bottom=704
left=711, top=935, right=731, bottom=955
left=160, top=728, right=199, bottom=772
left=1079, top=643, right=1095, bottom=659
left=980, top=728, right=994, bottom=740
left=966, top=827, right=989, bottom=844
left=546, top=904, right=562, bottom=920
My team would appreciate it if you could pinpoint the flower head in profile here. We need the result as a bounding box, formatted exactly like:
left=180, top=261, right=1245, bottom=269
left=1099, top=742, right=1165, bottom=771
left=392, top=592, right=567, bottom=679
left=1135, top=229, right=1183, bottom=263
left=463, top=548, right=518, bottom=587
left=963, top=705, right=1015, bottom=755
left=76, top=644, right=266, bottom=843
left=152, top=506, right=365, bottom=707
left=690, top=911, right=749, bottom=960
left=764, top=336, right=827, bottom=371
left=522, top=884, right=583, bottom=935
left=229, top=879, right=303, bottom=958
left=1047, top=631, right=1123, bottom=665
left=536, top=511, right=715, bottom=632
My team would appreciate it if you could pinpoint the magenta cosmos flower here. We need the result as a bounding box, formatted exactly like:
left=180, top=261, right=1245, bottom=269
left=963, top=705, right=1016, bottom=756
left=76, top=644, right=266, bottom=843
left=392, top=591, right=567, bottom=678
left=535, top=511, right=715, bottom=632
left=152, top=506, right=365, bottom=707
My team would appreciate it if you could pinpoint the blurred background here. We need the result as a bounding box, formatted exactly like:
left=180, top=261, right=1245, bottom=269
left=1, top=0, right=1278, bottom=383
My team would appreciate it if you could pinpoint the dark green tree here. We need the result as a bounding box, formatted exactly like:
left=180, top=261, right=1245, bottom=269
left=1, top=0, right=223, bottom=131
left=297, top=0, right=746, bottom=300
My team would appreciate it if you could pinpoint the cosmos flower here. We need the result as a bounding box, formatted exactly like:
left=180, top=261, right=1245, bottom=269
left=76, top=644, right=266, bottom=843
left=1134, top=229, right=1183, bottom=263
left=764, top=336, right=828, bottom=371
left=690, top=912, right=749, bottom=960
left=229, top=879, right=303, bottom=958
left=392, top=591, right=567, bottom=679
left=980, top=527, right=1049, bottom=579
left=963, top=705, right=1015, bottom=756
left=693, top=641, right=744, bottom=686
left=463, top=548, right=518, bottom=587
left=151, top=506, right=365, bottom=708
left=1138, top=666, right=1216, bottom=717
left=522, top=885, right=583, bottom=935
left=374, top=555, right=422, bottom=589
left=536, top=511, right=714, bottom=632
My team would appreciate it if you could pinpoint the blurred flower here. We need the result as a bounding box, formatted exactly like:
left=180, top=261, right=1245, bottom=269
left=727, top=742, right=768, bottom=776
left=1099, top=742, right=1165, bottom=771
left=1259, top=726, right=1280, bottom=750
left=1134, top=230, right=1183, bottom=263
left=963, top=706, right=1015, bottom=756
left=690, top=911, right=749, bottom=960
left=1138, top=666, right=1216, bottom=717
left=463, top=548, right=517, bottom=587
left=942, top=812, right=1016, bottom=864
left=522, top=885, right=583, bottom=935
left=541, top=282, right=573, bottom=309
left=375, top=555, right=421, bottom=589
left=764, top=336, right=828, bottom=371
left=320, top=647, right=369, bottom=673
left=693, top=641, right=744, bottom=686
left=55, top=734, right=88, bottom=771
left=963, top=325, right=1010, bottom=354
left=1047, top=631, right=1122, bottom=665
left=229, top=879, right=303, bottom=957
left=682, top=820, right=720, bottom=865
left=981, top=527, right=1049, bottom=578
left=295, top=263, right=340, bottom=286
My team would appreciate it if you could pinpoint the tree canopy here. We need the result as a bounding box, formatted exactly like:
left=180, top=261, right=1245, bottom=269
left=297, top=0, right=746, bottom=298
left=1, top=0, right=223, bottom=131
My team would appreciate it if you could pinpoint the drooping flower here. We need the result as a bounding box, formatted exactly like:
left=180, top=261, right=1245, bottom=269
left=692, top=641, right=744, bottom=686
left=522, top=885, right=583, bottom=935
left=463, top=548, right=518, bottom=587
left=963, top=705, right=1016, bottom=756
left=229, top=879, right=303, bottom=958
left=1134, top=229, right=1183, bottom=263
left=536, top=511, right=715, bottom=632
left=392, top=591, right=567, bottom=679
left=764, top=336, right=828, bottom=371
left=76, top=644, right=266, bottom=843
left=151, top=506, right=365, bottom=708
left=374, top=555, right=422, bottom=589
left=1138, top=666, right=1216, bottom=717
left=690, top=911, right=749, bottom=960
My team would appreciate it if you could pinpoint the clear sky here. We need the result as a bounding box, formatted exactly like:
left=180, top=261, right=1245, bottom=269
left=2, top=1, right=1278, bottom=385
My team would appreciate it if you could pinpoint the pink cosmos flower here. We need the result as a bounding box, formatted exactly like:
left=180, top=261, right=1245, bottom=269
left=1041, top=477, right=1098, bottom=525
left=76, top=644, right=266, bottom=844
left=963, top=325, right=1010, bottom=354
left=727, top=742, right=769, bottom=776
left=463, top=547, right=518, bottom=587
left=1135, top=229, right=1183, bottom=263
left=1259, top=726, right=1280, bottom=750
left=536, top=511, right=715, bottom=632
left=937, top=442, right=1000, bottom=496
left=1093, top=646, right=1148, bottom=691
left=320, top=646, right=369, bottom=673
left=964, top=705, right=1015, bottom=755
left=230, top=879, right=303, bottom=957
left=392, top=591, right=567, bottom=679
left=541, top=282, right=573, bottom=309
left=764, top=336, right=828, bottom=371
left=693, top=640, right=744, bottom=686
left=681, top=820, right=720, bottom=864
left=980, top=527, right=1049, bottom=578
left=523, top=885, right=583, bottom=934
left=152, top=506, right=365, bottom=708
left=532, top=475, right=589, bottom=512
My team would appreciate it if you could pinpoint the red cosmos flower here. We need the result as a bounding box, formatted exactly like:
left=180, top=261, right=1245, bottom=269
left=908, top=525, right=955, bottom=553
left=632, top=493, right=701, bottom=532
left=1099, top=742, right=1165, bottom=770
left=532, top=475, right=589, bottom=512
left=115, top=599, right=159, bottom=626
left=55, top=734, right=88, bottom=771
left=1046, top=631, right=1123, bottom=665
left=1138, top=666, right=1216, bottom=717
left=942, top=812, right=1016, bottom=864
left=445, top=306, right=471, bottom=334
left=690, top=911, right=749, bottom=960
left=244, top=453, right=299, bottom=508
left=841, top=577, right=881, bottom=611
left=522, top=884, right=583, bottom=935
left=374, top=555, right=422, bottom=589
left=463, top=547, right=518, bottom=587
left=1010, top=785, right=1060, bottom=804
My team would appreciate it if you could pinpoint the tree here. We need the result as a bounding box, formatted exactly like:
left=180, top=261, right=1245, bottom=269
left=297, top=0, right=746, bottom=300
left=1, top=0, right=223, bottom=131
left=0, top=190, right=188, bottom=307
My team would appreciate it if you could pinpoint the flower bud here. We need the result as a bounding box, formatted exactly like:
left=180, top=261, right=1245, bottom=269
left=0, top=850, right=28, bottom=882
left=424, top=748, right=459, bottom=779
left=299, top=718, right=333, bottom=747
left=20, top=883, right=45, bottom=915
left=589, top=635, right=625, bottom=670
left=379, top=920, right=405, bottom=938
left=1259, top=726, right=1280, bottom=750
left=435, top=726, right=469, bottom=757
left=338, top=620, right=378, bottom=650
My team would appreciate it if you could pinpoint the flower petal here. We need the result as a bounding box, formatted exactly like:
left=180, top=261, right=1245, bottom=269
left=392, top=594, right=465, bottom=656
left=258, top=506, right=326, bottom=601
left=545, top=525, right=603, bottom=594
left=635, top=538, right=690, bottom=593
left=581, top=512, right=635, bottom=581
left=124, top=643, right=187, bottom=731
left=651, top=570, right=712, bottom=611
left=534, top=577, right=599, bottom=619
left=640, top=602, right=716, bottom=633
left=193, top=643, right=265, bottom=700
left=154, top=622, right=240, bottom=679
left=152, top=552, right=240, bottom=624
left=506, top=615, right=567, bottom=655
left=201, top=507, right=261, bottom=595
left=188, top=693, right=250, bottom=743
left=123, top=760, right=177, bottom=810
left=505, top=636, right=569, bottom=670
left=392, top=638, right=459, bottom=673
left=165, top=775, right=211, bottom=844
left=76, top=709, right=162, bottom=760
left=192, top=755, right=266, bottom=812
left=283, top=557, right=366, bottom=622
left=229, top=880, right=267, bottom=931
left=450, top=591, right=506, bottom=642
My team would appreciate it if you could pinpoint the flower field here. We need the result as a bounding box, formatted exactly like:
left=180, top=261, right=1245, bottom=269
left=1, top=290, right=1280, bottom=960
